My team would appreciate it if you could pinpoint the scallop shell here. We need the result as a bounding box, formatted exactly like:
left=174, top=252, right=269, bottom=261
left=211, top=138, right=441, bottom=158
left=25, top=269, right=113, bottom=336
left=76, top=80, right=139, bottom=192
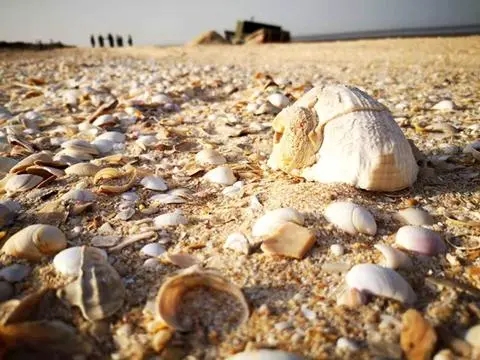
left=5, top=174, right=43, bottom=193
left=140, top=175, right=168, bottom=191
left=395, top=226, right=446, bottom=256
left=394, top=207, right=434, bottom=226
left=155, top=266, right=249, bottom=331
left=57, top=246, right=125, bottom=321
left=252, top=207, right=304, bottom=237
left=195, top=149, right=226, bottom=166
left=65, top=163, right=101, bottom=177
left=53, top=246, right=107, bottom=277
left=374, top=244, right=413, bottom=270
left=1, top=224, right=67, bottom=261
left=203, top=166, right=237, bottom=185
left=345, top=263, right=417, bottom=304
left=227, top=350, right=304, bottom=360
left=324, top=201, right=377, bottom=235
left=267, top=84, right=419, bottom=191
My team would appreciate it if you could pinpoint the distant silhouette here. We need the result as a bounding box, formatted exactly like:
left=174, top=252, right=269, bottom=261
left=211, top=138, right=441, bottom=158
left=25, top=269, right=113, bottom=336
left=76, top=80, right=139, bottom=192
left=90, top=34, right=95, bottom=48
left=127, top=35, right=133, bottom=46
left=107, top=33, right=114, bottom=47
left=116, top=35, right=123, bottom=47
left=98, top=34, right=104, bottom=48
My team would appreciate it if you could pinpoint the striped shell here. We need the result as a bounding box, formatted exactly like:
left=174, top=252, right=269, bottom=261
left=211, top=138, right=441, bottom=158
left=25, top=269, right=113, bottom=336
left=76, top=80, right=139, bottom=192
left=267, top=84, right=419, bottom=191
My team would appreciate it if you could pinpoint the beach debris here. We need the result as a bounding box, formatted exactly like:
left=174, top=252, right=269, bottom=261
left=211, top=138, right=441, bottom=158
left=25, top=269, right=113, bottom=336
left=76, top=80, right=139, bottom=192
left=395, top=226, right=446, bottom=256
left=252, top=207, right=304, bottom=237
left=400, top=309, right=437, bottom=360
left=345, top=263, right=417, bottom=304
left=155, top=266, right=249, bottom=331
left=394, top=207, right=434, bottom=226
left=324, top=201, right=377, bottom=235
left=140, top=243, right=166, bottom=257
left=267, top=84, right=418, bottom=191
left=203, top=165, right=237, bottom=185
left=261, top=222, right=315, bottom=259
left=374, top=244, right=413, bottom=270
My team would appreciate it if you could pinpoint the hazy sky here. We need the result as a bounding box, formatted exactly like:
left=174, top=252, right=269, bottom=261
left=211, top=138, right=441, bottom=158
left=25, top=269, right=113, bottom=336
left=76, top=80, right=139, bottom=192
left=1, top=0, right=479, bottom=46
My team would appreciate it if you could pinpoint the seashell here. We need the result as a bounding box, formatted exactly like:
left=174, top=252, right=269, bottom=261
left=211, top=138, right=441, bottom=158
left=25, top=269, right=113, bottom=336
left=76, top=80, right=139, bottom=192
left=5, top=174, right=43, bottom=193
left=324, top=201, right=377, bottom=235
left=96, top=131, right=125, bottom=143
left=137, top=135, right=158, bottom=147
left=155, top=266, right=249, bottom=331
left=1, top=224, right=67, bottom=261
left=150, top=192, right=186, bottom=204
left=53, top=246, right=107, bottom=277
left=252, top=207, right=304, bottom=237
left=61, top=189, right=96, bottom=202
left=91, top=235, right=120, bottom=248
left=24, top=164, right=65, bottom=179
left=122, top=192, right=139, bottom=202
left=0, top=157, right=18, bottom=175
left=91, top=138, right=114, bottom=154
left=394, top=207, right=434, bottom=226
left=226, top=350, right=304, bottom=360
left=93, top=167, right=122, bottom=184
left=464, top=324, right=480, bottom=348
left=56, top=148, right=94, bottom=161
left=0, top=263, right=31, bottom=282
left=57, top=246, right=125, bottom=321
left=374, top=244, right=413, bottom=270
left=336, top=286, right=367, bottom=307
left=151, top=94, right=172, bottom=104
left=92, top=114, right=116, bottom=127
left=162, top=252, right=199, bottom=268
left=65, top=162, right=100, bottom=177
left=9, top=152, right=53, bottom=174
left=224, top=232, right=250, bottom=254
left=268, top=92, right=290, bottom=109
left=345, top=263, right=417, bottom=304
left=116, top=208, right=135, bottom=220
left=203, top=165, right=237, bottom=185
left=261, top=222, right=316, bottom=259
left=153, top=210, right=188, bottom=228
left=195, top=148, right=227, bottom=166
left=464, top=140, right=480, bottom=161
left=140, top=175, right=168, bottom=191
left=267, top=84, right=418, bottom=191
left=140, top=243, right=166, bottom=257
left=395, top=225, right=446, bottom=256
left=330, top=244, right=345, bottom=256
left=431, top=100, right=456, bottom=111
left=61, top=139, right=99, bottom=155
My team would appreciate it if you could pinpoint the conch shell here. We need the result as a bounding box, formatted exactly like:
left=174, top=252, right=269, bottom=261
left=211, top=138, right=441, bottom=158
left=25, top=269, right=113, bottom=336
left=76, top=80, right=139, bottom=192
left=267, top=84, right=419, bottom=191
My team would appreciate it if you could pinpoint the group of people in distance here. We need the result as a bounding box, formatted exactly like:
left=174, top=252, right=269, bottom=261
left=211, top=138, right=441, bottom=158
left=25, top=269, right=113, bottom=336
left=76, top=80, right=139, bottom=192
left=90, top=34, right=133, bottom=48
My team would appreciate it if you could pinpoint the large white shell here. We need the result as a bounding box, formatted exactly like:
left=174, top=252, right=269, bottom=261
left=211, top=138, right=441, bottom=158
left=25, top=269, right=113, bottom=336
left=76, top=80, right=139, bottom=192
left=345, top=263, right=417, bottom=304
left=267, top=85, right=419, bottom=191
left=324, top=201, right=377, bottom=235
left=53, top=246, right=107, bottom=277
left=252, top=207, right=304, bottom=237
left=203, top=166, right=237, bottom=185
left=395, top=225, right=446, bottom=256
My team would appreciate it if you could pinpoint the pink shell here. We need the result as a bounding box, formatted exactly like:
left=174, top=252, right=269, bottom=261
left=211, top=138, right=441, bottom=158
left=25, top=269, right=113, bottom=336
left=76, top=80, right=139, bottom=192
left=395, top=225, right=446, bottom=256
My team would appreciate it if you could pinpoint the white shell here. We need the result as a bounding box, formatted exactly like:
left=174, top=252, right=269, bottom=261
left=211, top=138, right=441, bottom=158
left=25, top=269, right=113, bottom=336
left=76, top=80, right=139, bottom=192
left=93, top=114, right=116, bottom=127
left=96, top=131, right=125, bottom=143
left=324, top=201, right=377, bottom=235
left=395, top=225, right=446, bottom=256
left=330, top=244, right=345, bottom=256
left=394, top=207, right=434, bottom=226
left=140, top=243, right=166, bottom=257
left=227, top=350, right=303, bottom=360
left=252, top=207, right=304, bottom=237
left=61, top=189, right=96, bottom=202
left=224, top=232, right=250, bottom=254
left=268, top=93, right=290, bottom=109
left=432, top=100, right=456, bottom=111
left=151, top=94, right=171, bottom=104
left=153, top=210, right=188, bottom=228
left=195, top=149, right=226, bottom=166
left=150, top=192, right=186, bottom=204
left=92, top=139, right=114, bottom=154
left=137, top=135, right=158, bottom=147
left=267, top=85, right=418, bottom=192
left=203, top=166, right=237, bottom=185
left=374, top=244, right=412, bottom=270
left=464, top=324, right=480, bottom=348
left=53, top=246, right=107, bottom=277
left=345, top=263, right=417, bottom=304
left=5, top=174, right=43, bottom=193
left=140, top=175, right=168, bottom=191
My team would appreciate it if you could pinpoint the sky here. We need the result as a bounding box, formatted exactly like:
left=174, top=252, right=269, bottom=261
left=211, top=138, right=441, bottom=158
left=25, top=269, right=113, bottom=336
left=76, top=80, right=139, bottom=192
left=1, top=0, right=479, bottom=46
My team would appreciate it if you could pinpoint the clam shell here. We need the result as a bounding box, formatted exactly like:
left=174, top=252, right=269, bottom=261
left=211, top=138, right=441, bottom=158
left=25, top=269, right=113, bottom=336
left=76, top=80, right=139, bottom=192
left=57, top=246, right=125, bottom=321
left=53, top=246, right=107, bottom=277
left=268, top=84, right=418, bottom=191
left=153, top=210, right=188, bottom=228
left=345, top=263, right=417, bottom=304
left=91, top=139, right=114, bottom=154
left=155, top=266, right=249, bottom=331
left=203, top=166, right=236, bottom=185
left=227, top=350, right=304, bottom=360
left=324, top=201, right=377, bottom=235
left=96, top=131, right=125, bottom=143
left=5, top=174, right=43, bottom=193
left=195, top=149, right=227, bottom=166
left=61, top=139, right=99, bottom=155
left=65, top=163, right=101, bottom=177
left=252, top=207, right=304, bottom=237
left=224, top=232, right=250, bottom=254
left=394, top=207, right=434, bottom=226
left=267, top=92, right=290, bottom=109
left=395, top=225, right=446, bottom=256
left=140, top=175, right=168, bottom=191
left=92, top=114, right=116, bottom=127
left=374, top=244, right=413, bottom=270
left=2, top=224, right=67, bottom=261
left=150, top=192, right=186, bottom=204
left=9, top=152, right=53, bottom=174
left=140, top=243, right=166, bottom=257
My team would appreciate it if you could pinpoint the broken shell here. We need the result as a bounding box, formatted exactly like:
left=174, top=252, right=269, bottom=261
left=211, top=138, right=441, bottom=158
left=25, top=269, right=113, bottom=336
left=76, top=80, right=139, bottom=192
left=395, top=225, right=446, bottom=256
left=53, top=246, right=107, bottom=277
left=61, top=189, right=96, bottom=202
left=93, top=167, right=122, bottom=184
left=195, top=148, right=226, bottom=166
left=324, top=201, right=377, bottom=235
left=431, top=99, right=456, bottom=111
left=1, top=224, right=67, bottom=261
left=153, top=210, right=188, bottom=228
left=140, top=175, right=168, bottom=191
left=336, top=287, right=367, bottom=307
left=155, top=266, right=249, bottom=331
left=268, top=92, right=290, bottom=109
left=203, top=165, right=237, bottom=185
left=261, top=222, right=316, bottom=259
left=65, top=162, right=101, bottom=177
left=150, top=192, right=186, bottom=204
left=394, top=207, right=434, bottom=226
left=345, top=263, right=417, bottom=304
left=5, top=174, right=43, bottom=193
left=224, top=232, right=250, bottom=255
left=374, top=244, right=413, bottom=270
left=252, top=207, right=304, bottom=237
left=92, top=114, right=116, bottom=127
left=227, top=350, right=304, bottom=360
left=57, top=246, right=125, bottom=321
left=267, top=84, right=418, bottom=191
